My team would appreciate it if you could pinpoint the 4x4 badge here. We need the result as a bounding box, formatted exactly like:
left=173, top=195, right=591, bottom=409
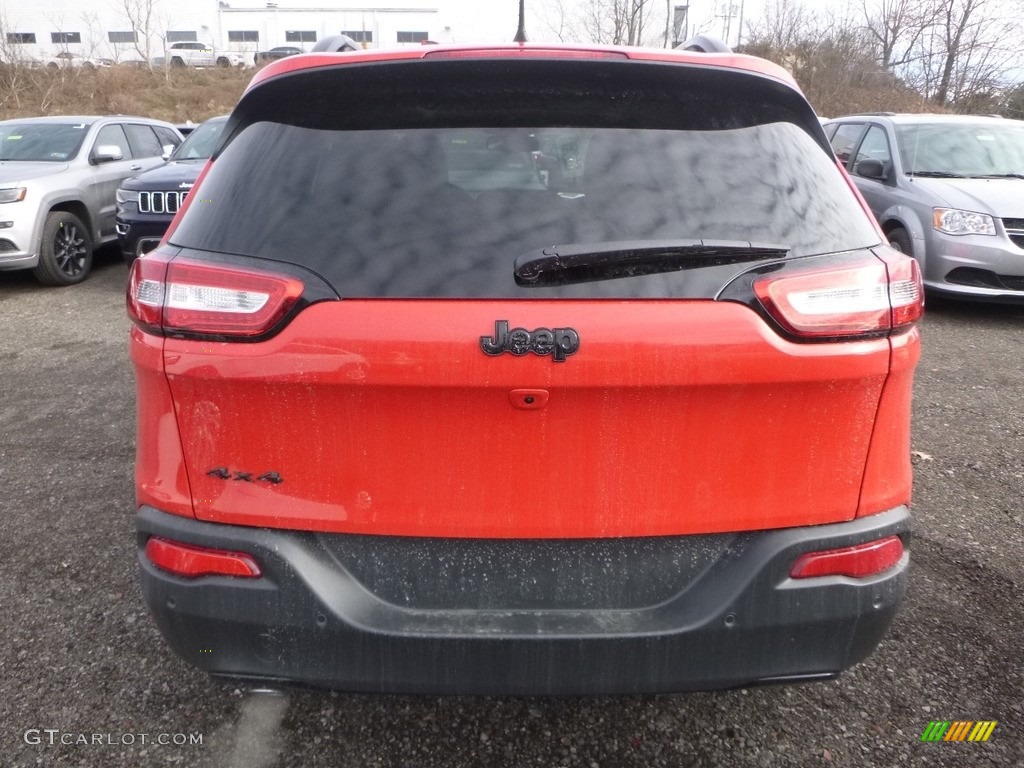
left=480, top=320, right=580, bottom=362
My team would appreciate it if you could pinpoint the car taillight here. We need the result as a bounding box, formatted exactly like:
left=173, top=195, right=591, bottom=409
left=752, top=253, right=923, bottom=339
left=127, top=254, right=304, bottom=339
left=790, top=536, right=904, bottom=579
left=145, top=537, right=262, bottom=579
left=878, top=250, right=924, bottom=331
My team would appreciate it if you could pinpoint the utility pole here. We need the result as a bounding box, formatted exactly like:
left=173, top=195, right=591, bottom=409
left=671, top=4, right=689, bottom=47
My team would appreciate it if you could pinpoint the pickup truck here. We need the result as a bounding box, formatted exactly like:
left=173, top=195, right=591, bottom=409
left=166, top=42, right=246, bottom=68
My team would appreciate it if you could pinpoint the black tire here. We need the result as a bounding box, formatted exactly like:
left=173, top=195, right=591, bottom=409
left=32, top=211, right=93, bottom=286
left=171, top=57, right=185, bottom=68
left=217, top=57, right=230, bottom=67
left=888, top=227, right=912, bottom=256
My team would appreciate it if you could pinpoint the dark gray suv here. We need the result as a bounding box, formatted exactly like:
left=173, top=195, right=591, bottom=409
left=824, top=114, right=1024, bottom=302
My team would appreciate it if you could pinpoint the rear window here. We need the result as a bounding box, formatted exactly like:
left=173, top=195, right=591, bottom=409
left=170, top=66, right=880, bottom=298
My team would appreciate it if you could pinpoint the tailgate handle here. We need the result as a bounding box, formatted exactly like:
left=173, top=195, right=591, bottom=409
left=509, top=389, right=549, bottom=410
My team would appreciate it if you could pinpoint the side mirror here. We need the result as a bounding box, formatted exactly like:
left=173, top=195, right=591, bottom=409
left=92, top=145, right=124, bottom=164
left=856, top=158, right=888, bottom=181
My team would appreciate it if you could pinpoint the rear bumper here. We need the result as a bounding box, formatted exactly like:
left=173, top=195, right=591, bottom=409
left=137, top=505, right=910, bottom=695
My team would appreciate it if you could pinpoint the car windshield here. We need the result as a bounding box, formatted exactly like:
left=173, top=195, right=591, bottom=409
left=171, top=117, right=227, bottom=160
left=171, top=122, right=880, bottom=297
left=0, top=122, right=90, bottom=161
left=897, top=122, right=1024, bottom=177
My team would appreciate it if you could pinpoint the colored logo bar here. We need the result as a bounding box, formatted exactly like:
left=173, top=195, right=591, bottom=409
left=921, top=721, right=997, bottom=742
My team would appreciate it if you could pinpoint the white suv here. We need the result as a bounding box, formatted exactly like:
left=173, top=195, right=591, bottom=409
left=167, top=42, right=246, bottom=68
left=0, top=116, right=181, bottom=285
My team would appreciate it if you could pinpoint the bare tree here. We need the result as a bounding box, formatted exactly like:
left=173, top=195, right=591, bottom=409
left=0, top=12, right=35, bottom=111
left=121, top=0, right=156, bottom=64
left=580, top=0, right=651, bottom=45
left=120, top=0, right=176, bottom=68
left=747, top=0, right=815, bottom=54
left=932, top=0, right=993, bottom=104
left=745, top=0, right=928, bottom=114
left=861, top=0, right=935, bottom=69
left=1001, top=82, right=1024, bottom=118
left=538, top=0, right=668, bottom=46
left=537, top=0, right=579, bottom=42
left=899, top=0, right=1017, bottom=107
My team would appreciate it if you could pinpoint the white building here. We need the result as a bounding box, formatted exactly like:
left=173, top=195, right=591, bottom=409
left=1, top=0, right=456, bottom=64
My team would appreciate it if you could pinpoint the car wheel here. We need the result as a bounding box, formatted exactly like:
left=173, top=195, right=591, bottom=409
left=32, top=211, right=93, bottom=286
left=888, top=227, right=912, bottom=256
left=47, top=62, right=58, bottom=70
left=217, top=57, right=230, bottom=67
left=171, top=57, right=185, bottom=68
left=83, top=61, right=95, bottom=70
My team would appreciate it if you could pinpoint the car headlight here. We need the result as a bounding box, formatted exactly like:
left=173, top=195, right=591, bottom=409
left=933, top=208, right=996, bottom=236
left=0, top=187, right=26, bottom=204
left=116, top=188, right=139, bottom=205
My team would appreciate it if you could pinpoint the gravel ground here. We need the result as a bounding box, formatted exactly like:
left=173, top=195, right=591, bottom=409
left=1, top=251, right=1021, bottom=767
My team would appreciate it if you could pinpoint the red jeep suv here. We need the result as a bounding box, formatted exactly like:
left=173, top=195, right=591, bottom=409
left=128, top=41, right=922, bottom=694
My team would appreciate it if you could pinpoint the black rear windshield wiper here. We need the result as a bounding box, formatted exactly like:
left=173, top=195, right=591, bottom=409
left=514, top=240, right=790, bottom=287
left=910, top=170, right=968, bottom=178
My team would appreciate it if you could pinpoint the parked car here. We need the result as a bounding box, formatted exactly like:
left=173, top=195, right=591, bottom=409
left=117, top=115, right=227, bottom=263
left=42, top=52, right=112, bottom=69
left=128, top=40, right=922, bottom=695
left=254, top=46, right=302, bottom=65
left=824, top=113, right=1024, bottom=302
left=166, top=42, right=246, bottom=68
left=0, top=116, right=181, bottom=285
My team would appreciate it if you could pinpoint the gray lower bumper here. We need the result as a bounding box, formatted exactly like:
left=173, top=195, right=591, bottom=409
left=137, top=505, right=910, bottom=695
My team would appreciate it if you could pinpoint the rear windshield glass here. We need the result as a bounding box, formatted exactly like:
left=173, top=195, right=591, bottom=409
left=171, top=121, right=880, bottom=297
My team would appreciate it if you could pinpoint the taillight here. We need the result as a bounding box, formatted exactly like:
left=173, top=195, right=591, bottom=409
left=790, top=536, right=904, bottom=579
left=752, top=253, right=923, bottom=340
left=127, top=254, right=304, bottom=339
left=145, top=537, right=262, bottom=579
left=878, top=249, right=924, bottom=331
left=127, top=250, right=171, bottom=333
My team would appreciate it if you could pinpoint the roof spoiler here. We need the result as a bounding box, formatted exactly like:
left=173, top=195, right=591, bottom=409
left=676, top=35, right=732, bottom=53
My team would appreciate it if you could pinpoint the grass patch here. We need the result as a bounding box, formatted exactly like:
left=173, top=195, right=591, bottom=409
left=0, top=65, right=253, bottom=122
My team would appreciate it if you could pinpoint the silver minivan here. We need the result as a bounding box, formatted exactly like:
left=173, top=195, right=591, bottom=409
left=824, top=114, right=1024, bottom=302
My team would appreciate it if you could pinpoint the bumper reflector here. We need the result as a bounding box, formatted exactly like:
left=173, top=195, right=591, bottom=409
left=145, top=537, right=262, bottom=579
left=790, top=535, right=904, bottom=579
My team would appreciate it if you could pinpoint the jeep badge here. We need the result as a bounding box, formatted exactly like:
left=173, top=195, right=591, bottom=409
left=480, top=320, right=580, bottom=362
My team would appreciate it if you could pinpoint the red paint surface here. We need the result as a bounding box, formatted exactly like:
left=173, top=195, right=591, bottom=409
left=129, top=299, right=914, bottom=537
